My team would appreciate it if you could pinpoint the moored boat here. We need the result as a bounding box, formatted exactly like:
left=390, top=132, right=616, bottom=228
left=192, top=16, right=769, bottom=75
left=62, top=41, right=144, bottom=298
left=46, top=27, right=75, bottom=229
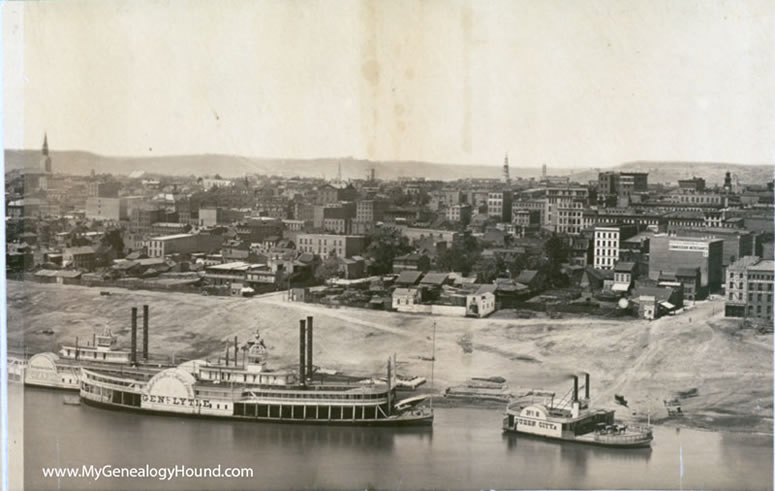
left=502, top=373, right=653, bottom=448
left=8, top=305, right=167, bottom=391
left=80, top=316, right=433, bottom=427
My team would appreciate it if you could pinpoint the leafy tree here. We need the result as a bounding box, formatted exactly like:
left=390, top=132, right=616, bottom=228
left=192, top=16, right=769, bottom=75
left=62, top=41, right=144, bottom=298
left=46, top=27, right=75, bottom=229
left=315, top=251, right=341, bottom=282
left=436, top=233, right=481, bottom=276
left=101, top=229, right=125, bottom=258
left=365, top=227, right=412, bottom=275
left=544, top=234, right=569, bottom=286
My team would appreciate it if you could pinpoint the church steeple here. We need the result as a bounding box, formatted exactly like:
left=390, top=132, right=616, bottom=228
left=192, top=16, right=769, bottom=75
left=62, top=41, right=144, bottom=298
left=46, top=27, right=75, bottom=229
left=501, top=153, right=510, bottom=185
left=41, top=133, right=52, bottom=173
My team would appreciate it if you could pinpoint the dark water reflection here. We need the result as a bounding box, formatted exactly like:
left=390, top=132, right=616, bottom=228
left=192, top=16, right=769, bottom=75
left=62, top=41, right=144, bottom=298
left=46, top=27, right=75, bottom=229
left=19, top=387, right=772, bottom=490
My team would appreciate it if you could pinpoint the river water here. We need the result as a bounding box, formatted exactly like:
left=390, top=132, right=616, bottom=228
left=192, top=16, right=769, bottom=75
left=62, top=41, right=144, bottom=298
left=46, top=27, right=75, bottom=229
left=17, top=387, right=773, bottom=490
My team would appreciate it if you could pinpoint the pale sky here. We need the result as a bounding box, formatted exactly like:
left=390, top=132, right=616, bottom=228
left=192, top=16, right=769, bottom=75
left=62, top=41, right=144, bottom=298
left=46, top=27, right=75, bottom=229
left=3, top=0, right=774, bottom=168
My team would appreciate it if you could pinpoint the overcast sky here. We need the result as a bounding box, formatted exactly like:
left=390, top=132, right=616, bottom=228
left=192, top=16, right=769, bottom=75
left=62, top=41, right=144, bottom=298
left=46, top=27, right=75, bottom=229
left=3, top=0, right=773, bottom=168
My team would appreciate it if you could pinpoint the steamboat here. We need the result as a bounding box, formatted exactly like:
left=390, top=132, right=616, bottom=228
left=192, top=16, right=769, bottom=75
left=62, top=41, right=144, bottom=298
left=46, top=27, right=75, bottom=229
left=80, top=316, right=434, bottom=426
left=502, top=373, right=653, bottom=448
left=8, top=305, right=166, bottom=390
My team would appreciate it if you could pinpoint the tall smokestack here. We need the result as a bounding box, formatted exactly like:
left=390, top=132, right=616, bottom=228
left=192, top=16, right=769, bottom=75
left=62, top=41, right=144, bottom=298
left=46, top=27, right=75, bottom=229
left=299, top=319, right=306, bottom=386
left=75, top=336, right=79, bottom=360
left=306, top=316, right=313, bottom=380
left=585, top=373, right=590, bottom=399
left=572, top=375, right=578, bottom=403
left=131, top=307, right=138, bottom=365
left=225, top=345, right=229, bottom=366
left=234, top=336, right=239, bottom=367
left=142, top=305, right=149, bottom=361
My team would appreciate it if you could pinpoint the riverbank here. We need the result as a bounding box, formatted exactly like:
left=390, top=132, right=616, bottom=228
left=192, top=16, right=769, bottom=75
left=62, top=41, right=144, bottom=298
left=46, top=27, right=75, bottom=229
left=8, top=280, right=773, bottom=435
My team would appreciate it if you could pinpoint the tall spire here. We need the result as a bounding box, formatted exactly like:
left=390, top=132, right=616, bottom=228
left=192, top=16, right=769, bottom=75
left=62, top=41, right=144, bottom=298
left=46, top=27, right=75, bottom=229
left=42, top=133, right=49, bottom=156
left=501, top=153, right=510, bottom=185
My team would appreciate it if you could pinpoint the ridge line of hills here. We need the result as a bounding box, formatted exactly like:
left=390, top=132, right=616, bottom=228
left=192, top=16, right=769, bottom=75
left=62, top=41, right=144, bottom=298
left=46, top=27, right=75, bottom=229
left=4, top=149, right=772, bottom=184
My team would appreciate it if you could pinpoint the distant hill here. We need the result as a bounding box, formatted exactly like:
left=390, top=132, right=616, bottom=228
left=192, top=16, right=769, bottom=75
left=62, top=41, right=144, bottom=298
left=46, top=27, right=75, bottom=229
left=568, top=161, right=774, bottom=186
left=4, top=149, right=772, bottom=184
left=3, top=149, right=576, bottom=181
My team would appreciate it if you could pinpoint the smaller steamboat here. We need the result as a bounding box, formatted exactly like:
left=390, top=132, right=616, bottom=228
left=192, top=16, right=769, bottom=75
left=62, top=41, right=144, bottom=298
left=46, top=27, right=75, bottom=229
left=502, top=373, right=653, bottom=448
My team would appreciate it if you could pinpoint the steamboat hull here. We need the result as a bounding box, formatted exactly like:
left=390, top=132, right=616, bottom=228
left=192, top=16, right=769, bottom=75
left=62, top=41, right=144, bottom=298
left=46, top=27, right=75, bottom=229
left=503, top=426, right=652, bottom=449
left=81, top=396, right=433, bottom=427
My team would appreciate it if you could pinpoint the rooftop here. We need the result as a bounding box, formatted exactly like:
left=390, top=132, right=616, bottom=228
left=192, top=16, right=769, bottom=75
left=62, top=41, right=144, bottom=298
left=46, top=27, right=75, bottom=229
left=149, top=233, right=194, bottom=241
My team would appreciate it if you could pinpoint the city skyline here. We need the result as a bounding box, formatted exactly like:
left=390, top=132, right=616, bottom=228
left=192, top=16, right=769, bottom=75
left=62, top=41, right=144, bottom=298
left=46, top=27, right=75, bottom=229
left=3, top=0, right=774, bottom=168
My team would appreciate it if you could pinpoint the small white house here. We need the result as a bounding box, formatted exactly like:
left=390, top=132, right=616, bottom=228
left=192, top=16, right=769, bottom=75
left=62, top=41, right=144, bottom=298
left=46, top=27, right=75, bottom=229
left=392, top=288, right=422, bottom=312
left=466, top=291, right=496, bottom=318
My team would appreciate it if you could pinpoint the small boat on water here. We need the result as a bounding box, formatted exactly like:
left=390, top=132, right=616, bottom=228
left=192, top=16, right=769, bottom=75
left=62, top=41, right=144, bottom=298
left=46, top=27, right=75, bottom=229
left=502, top=373, right=653, bottom=448
left=80, top=316, right=434, bottom=427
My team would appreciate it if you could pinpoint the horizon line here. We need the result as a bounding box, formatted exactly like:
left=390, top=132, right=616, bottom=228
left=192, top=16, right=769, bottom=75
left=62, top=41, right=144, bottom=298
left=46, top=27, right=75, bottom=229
left=4, top=147, right=771, bottom=169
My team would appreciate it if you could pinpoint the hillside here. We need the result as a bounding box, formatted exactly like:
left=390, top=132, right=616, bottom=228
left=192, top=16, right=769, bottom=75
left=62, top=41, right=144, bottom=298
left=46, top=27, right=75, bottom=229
left=5, top=149, right=772, bottom=184
left=568, top=160, right=774, bottom=186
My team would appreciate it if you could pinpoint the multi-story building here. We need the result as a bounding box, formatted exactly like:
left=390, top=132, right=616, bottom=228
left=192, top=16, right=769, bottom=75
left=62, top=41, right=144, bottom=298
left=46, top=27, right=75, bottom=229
left=446, top=204, right=472, bottom=224
left=146, top=233, right=225, bottom=258
left=544, top=187, right=589, bottom=231
left=296, top=234, right=366, bottom=258
left=593, top=224, right=637, bottom=270
left=725, top=256, right=774, bottom=322
left=598, top=172, right=648, bottom=197
left=255, top=198, right=289, bottom=220
left=85, top=197, right=128, bottom=222
left=354, top=199, right=387, bottom=224
left=511, top=199, right=546, bottom=226
left=87, top=181, right=121, bottom=198
left=487, top=191, right=512, bottom=223
left=235, top=217, right=284, bottom=243
left=63, top=246, right=96, bottom=271
left=667, top=192, right=723, bottom=207
left=678, top=177, right=706, bottom=192
left=512, top=209, right=541, bottom=229
left=322, top=218, right=350, bottom=234
left=198, top=207, right=246, bottom=227
left=149, top=222, right=188, bottom=236
left=130, top=207, right=165, bottom=235
left=428, top=190, right=461, bottom=211
left=649, top=235, right=724, bottom=293
left=583, top=208, right=667, bottom=232
left=554, top=199, right=585, bottom=234
left=670, top=227, right=754, bottom=276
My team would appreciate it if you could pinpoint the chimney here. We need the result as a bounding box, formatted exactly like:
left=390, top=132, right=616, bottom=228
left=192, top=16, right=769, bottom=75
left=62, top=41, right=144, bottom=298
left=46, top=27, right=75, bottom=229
left=92, top=332, right=96, bottom=347
left=299, top=319, right=306, bottom=386
left=75, top=336, right=79, bottom=361
left=585, top=373, right=590, bottom=399
left=306, top=316, right=313, bottom=380
left=572, top=375, right=578, bottom=402
left=142, top=305, right=149, bottom=361
left=225, top=345, right=230, bottom=366
left=131, top=307, right=138, bottom=365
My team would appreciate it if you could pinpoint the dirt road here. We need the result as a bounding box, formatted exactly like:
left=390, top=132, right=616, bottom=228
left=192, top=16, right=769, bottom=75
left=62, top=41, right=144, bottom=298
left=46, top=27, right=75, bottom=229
left=8, top=281, right=773, bottom=434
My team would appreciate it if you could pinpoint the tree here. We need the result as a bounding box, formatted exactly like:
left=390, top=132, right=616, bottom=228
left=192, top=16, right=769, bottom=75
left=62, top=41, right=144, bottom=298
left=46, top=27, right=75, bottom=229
left=436, top=233, right=481, bottom=276
left=365, top=227, right=412, bottom=275
left=315, top=251, right=341, bottom=282
left=101, top=229, right=125, bottom=257
left=544, top=234, right=569, bottom=286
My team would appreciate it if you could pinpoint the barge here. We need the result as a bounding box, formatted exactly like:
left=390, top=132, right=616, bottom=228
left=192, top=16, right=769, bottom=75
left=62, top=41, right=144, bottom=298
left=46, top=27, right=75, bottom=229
left=80, top=316, right=433, bottom=427
left=502, top=373, right=653, bottom=448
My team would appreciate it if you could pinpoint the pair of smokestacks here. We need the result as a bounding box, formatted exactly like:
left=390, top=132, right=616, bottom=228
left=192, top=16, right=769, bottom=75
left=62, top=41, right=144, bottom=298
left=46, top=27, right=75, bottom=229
left=224, top=336, right=240, bottom=367
left=130, top=305, right=150, bottom=365
left=299, top=316, right=314, bottom=384
left=571, top=373, right=591, bottom=402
